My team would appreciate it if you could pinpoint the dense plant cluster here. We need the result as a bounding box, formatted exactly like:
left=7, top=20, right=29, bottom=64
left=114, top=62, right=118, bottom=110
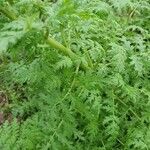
left=0, top=0, right=150, bottom=149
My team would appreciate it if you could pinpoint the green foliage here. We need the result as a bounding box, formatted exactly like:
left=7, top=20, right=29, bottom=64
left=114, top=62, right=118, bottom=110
left=0, top=0, right=150, bottom=149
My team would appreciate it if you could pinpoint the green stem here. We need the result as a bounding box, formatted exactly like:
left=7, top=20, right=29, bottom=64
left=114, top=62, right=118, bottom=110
left=47, top=37, right=77, bottom=59
left=83, top=49, right=93, bottom=68
left=0, top=6, right=17, bottom=20
left=47, top=37, right=89, bottom=70
left=0, top=4, right=90, bottom=71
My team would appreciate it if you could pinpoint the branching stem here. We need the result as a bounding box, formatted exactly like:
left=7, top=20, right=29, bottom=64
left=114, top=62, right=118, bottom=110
left=0, top=4, right=90, bottom=71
